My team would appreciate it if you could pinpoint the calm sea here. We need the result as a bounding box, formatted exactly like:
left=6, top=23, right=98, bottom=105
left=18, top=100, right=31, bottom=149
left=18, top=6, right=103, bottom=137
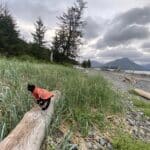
left=125, top=70, right=150, bottom=75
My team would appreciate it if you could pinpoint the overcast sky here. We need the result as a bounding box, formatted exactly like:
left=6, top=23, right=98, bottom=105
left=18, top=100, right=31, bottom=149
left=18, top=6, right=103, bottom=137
left=4, top=0, right=150, bottom=64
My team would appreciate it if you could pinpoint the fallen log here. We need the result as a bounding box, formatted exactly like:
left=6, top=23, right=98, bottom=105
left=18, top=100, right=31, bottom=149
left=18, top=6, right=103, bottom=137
left=124, top=76, right=132, bottom=82
left=123, top=76, right=137, bottom=84
left=132, top=88, right=150, bottom=100
left=0, top=90, right=61, bottom=150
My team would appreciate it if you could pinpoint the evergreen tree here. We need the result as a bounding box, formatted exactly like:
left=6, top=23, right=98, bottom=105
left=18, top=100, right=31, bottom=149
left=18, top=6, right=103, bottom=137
left=81, top=59, right=91, bottom=68
left=81, top=60, right=87, bottom=68
left=51, top=0, right=86, bottom=62
left=87, top=59, right=91, bottom=68
left=0, top=5, right=19, bottom=55
left=32, top=17, right=46, bottom=48
left=30, top=17, right=50, bottom=60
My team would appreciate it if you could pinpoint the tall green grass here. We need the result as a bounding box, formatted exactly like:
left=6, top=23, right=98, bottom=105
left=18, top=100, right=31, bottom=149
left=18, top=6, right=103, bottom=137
left=0, top=57, right=122, bottom=141
left=132, top=96, right=150, bottom=117
left=113, top=132, right=150, bottom=150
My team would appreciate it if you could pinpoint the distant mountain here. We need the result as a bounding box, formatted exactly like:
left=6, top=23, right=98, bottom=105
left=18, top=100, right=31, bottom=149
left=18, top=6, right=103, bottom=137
left=91, top=60, right=103, bottom=68
left=102, top=58, right=145, bottom=71
left=142, top=64, right=150, bottom=71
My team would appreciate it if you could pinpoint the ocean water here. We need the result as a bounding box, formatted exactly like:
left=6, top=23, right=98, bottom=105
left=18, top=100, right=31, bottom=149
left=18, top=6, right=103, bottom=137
left=93, top=68, right=150, bottom=75
left=125, top=70, right=150, bottom=75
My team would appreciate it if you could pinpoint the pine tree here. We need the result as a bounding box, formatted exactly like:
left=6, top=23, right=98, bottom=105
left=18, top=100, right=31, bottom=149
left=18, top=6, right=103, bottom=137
left=1, top=7, right=18, bottom=37
left=32, top=17, right=46, bottom=48
left=87, top=59, right=91, bottom=68
left=51, top=0, right=86, bottom=62
left=0, top=5, right=19, bottom=55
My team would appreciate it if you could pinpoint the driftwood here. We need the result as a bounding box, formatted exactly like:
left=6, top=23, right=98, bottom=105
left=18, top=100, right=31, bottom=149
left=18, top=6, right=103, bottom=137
left=0, top=90, right=61, bottom=150
left=133, top=88, right=150, bottom=100
left=123, top=76, right=137, bottom=84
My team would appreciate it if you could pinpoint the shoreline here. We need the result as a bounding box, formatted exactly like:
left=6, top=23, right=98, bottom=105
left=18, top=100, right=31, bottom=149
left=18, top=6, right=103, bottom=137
left=93, top=68, right=150, bottom=78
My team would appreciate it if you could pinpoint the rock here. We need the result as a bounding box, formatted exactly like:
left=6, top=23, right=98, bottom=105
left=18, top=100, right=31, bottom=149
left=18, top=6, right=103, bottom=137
left=132, top=127, right=139, bottom=138
left=95, top=135, right=100, bottom=142
left=107, top=143, right=113, bottom=150
left=95, top=143, right=104, bottom=150
left=88, top=131, right=95, bottom=139
left=127, top=118, right=135, bottom=126
left=142, top=127, right=150, bottom=132
left=93, top=144, right=98, bottom=150
left=87, top=142, right=93, bottom=149
left=70, top=144, right=78, bottom=150
left=99, top=138, right=107, bottom=146
left=130, top=111, right=137, bottom=116
left=138, top=112, right=144, bottom=116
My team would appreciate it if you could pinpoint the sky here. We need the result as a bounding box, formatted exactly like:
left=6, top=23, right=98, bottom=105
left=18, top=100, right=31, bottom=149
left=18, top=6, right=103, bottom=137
left=3, top=0, right=150, bottom=64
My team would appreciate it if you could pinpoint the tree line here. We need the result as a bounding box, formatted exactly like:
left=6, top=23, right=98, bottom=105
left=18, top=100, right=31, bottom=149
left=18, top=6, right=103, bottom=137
left=0, top=0, right=91, bottom=66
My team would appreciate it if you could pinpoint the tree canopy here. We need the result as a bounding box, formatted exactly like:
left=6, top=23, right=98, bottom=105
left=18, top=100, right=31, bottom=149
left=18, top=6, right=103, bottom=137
left=0, top=5, right=20, bottom=55
left=32, top=17, right=46, bottom=48
left=51, top=0, right=86, bottom=63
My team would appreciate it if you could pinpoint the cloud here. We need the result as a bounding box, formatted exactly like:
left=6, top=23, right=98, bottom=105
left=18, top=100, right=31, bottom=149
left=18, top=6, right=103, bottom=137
left=115, top=6, right=150, bottom=27
left=84, top=17, right=100, bottom=39
left=141, top=42, right=150, bottom=53
left=133, top=54, right=150, bottom=64
left=96, top=6, right=150, bottom=49
left=8, top=0, right=73, bottom=26
left=102, top=25, right=149, bottom=47
left=80, top=45, right=143, bottom=63
left=7, top=0, right=75, bottom=42
left=84, top=17, right=107, bottom=40
left=95, top=46, right=150, bottom=64
left=100, top=46, right=142, bottom=59
left=142, top=42, right=150, bottom=48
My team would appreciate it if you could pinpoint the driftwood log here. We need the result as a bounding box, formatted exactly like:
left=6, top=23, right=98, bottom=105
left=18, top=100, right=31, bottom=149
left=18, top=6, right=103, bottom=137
left=123, top=76, right=137, bottom=84
left=133, top=88, right=150, bottom=100
left=0, top=90, right=61, bottom=150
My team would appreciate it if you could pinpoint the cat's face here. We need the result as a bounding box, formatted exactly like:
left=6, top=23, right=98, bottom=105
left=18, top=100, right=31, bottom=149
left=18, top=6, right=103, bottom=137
left=27, top=84, right=35, bottom=92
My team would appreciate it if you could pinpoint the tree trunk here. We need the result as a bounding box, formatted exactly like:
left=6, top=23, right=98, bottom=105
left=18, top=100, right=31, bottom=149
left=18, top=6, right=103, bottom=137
left=50, top=51, right=53, bottom=62
left=0, top=90, right=61, bottom=150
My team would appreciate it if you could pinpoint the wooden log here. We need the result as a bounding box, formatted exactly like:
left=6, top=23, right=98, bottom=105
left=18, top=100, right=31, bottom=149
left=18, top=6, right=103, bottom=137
left=0, top=90, right=61, bottom=150
left=124, top=76, right=132, bottom=82
left=133, top=88, right=150, bottom=100
left=123, top=76, right=137, bottom=84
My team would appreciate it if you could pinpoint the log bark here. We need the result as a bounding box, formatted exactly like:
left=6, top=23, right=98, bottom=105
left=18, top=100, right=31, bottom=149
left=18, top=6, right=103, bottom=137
left=133, top=88, right=150, bottom=100
left=0, top=90, right=61, bottom=150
